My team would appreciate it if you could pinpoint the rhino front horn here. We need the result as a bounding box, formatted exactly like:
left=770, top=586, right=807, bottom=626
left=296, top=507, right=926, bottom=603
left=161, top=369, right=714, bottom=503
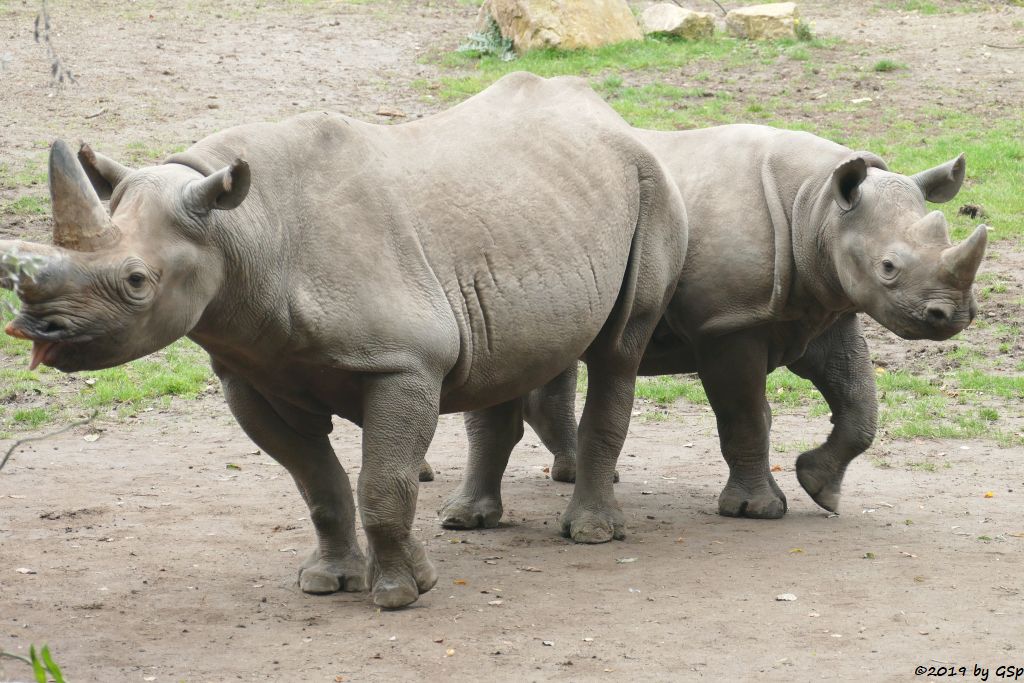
left=49, top=139, right=121, bottom=251
left=941, top=223, right=988, bottom=287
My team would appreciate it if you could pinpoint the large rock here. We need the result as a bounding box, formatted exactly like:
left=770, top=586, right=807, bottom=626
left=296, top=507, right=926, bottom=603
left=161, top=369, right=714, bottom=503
left=725, top=2, right=799, bottom=40
left=478, top=0, right=642, bottom=54
left=639, top=4, right=715, bottom=40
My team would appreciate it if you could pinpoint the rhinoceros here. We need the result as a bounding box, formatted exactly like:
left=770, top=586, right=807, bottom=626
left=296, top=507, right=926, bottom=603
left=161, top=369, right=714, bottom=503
left=439, top=119, right=987, bottom=530
left=0, top=72, right=689, bottom=607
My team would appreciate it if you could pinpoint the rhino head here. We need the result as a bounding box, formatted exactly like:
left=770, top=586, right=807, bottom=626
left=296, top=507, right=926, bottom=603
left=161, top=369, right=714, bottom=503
left=825, top=153, right=987, bottom=341
left=1, top=140, right=249, bottom=371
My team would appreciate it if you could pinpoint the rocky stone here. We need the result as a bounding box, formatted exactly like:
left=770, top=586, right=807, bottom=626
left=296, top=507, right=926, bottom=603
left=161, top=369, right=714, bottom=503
left=725, top=2, right=799, bottom=40
left=639, top=4, right=715, bottom=40
left=478, top=0, right=642, bottom=54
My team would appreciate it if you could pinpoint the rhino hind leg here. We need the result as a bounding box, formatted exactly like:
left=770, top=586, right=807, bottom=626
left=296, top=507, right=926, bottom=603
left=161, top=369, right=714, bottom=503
left=360, top=372, right=442, bottom=608
left=523, top=365, right=622, bottom=484
left=219, top=372, right=367, bottom=594
left=698, top=333, right=787, bottom=520
left=789, top=314, right=878, bottom=513
left=439, top=399, right=524, bottom=530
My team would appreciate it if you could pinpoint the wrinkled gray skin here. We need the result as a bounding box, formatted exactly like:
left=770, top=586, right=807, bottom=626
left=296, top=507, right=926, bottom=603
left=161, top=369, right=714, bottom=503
left=439, top=120, right=987, bottom=530
left=0, top=73, right=688, bottom=607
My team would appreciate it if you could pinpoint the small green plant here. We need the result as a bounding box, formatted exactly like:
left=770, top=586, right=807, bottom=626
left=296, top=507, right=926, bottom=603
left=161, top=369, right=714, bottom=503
left=794, top=17, right=814, bottom=42
left=873, top=59, right=906, bottom=72
left=0, top=644, right=66, bottom=683
left=457, top=16, right=515, bottom=62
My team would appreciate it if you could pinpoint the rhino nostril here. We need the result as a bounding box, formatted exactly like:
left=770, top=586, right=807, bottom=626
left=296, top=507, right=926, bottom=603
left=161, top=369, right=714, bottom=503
left=925, top=304, right=954, bottom=326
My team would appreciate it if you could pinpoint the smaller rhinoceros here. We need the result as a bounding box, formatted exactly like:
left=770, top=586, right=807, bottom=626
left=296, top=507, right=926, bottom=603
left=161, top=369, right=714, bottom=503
left=439, top=120, right=987, bottom=531
left=0, top=72, right=688, bottom=607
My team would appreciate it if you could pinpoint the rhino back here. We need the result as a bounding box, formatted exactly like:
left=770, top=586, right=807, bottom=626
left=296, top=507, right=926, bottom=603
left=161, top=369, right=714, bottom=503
left=635, top=125, right=850, bottom=337
left=181, top=74, right=668, bottom=410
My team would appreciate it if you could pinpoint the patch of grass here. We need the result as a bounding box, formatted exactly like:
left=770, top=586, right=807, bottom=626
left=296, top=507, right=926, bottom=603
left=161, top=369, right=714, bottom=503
left=12, top=407, right=51, bottom=428
left=872, top=59, right=906, bottom=72
left=1, top=195, right=50, bottom=216
left=121, top=141, right=187, bottom=166
left=635, top=375, right=707, bottom=405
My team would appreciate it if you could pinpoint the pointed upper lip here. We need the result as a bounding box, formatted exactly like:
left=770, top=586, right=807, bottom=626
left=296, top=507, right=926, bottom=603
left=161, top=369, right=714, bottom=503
left=4, top=318, right=92, bottom=344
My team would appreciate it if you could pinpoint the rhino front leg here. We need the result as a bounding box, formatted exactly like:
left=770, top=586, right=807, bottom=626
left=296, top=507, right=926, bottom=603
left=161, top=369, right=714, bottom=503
left=789, top=314, right=878, bottom=512
left=698, top=333, right=787, bottom=519
left=359, top=372, right=441, bottom=609
left=439, top=399, right=523, bottom=529
left=220, top=373, right=366, bottom=594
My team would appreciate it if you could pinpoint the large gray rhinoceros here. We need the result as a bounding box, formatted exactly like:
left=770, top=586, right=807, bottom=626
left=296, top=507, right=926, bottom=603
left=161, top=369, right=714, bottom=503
left=0, top=72, right=688, bottom=607
left=439, top=120, right=987, bottom=530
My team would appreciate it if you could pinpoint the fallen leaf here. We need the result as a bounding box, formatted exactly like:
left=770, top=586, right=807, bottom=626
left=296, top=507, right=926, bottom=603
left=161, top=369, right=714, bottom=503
left=984, top=491, right=995, bottom=498
left=831, top=633, right=843, bottom=638
left=83, top=434, right=100, bottom=442
left=1007, top=532, right=1024, bottom=538
left=863, top=552, right=876, bottom=560
left=542, top=640, right=554, bottom=646
left=335, top=676, right=346, bottom=682
left=16, top=567, right=36, bottom=574
left=84, top=378, right=97, bottom=385
left=771, top=464, right=782, bottom=472
left=445, top=648, right=455, bottom=657
left=542, top=466, right=550, bottom=474
left=433, top=637, right=444, bottom=643
left=518, top=566, right=542, bottom=573
left=582, top=637, right=594, bottom=642
left=453, top=579, right=467, bottom=586
left=900, top=551, right=917, bottom=558
left=226, top=463, right=241, bottom=470
left=488, top=599, right=503, bottom=606
left=484, top=560, right=498, bottom=565
left=616, top=557, right=638, bottom=564
left=775, top=593, right=797, bottom=601
left=789, top=548, right=803, bottom=554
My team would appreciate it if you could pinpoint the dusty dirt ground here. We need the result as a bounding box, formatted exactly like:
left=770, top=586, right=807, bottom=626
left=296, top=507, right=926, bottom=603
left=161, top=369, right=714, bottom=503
left=1, top=0, right=1023, bottom=680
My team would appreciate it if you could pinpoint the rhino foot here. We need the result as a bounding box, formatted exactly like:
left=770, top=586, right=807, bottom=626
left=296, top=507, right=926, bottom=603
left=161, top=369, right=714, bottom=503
left=560, top=499, right=625, bottom=543
left=718, top=479, right=788, bottom=519
left=549, top=459, right=620, bottom=485
left=418, top=460, right=435, bottom=483
left=795, top=450, right=844, bottom=513
left=298, top=548, right=368, bottom=594
left=438, top=493, right=503, bottom=529
left=367, top=537, right=438, bottom=609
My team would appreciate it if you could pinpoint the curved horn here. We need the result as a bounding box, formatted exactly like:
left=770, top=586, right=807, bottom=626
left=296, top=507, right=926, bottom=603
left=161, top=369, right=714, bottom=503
left=49, top=140, right=121, bottom=251
left=913, top=153, right=966, bottom=203
left=940, top=224, right=988, bottom=287
left=78, top=142, right=132, bottom=200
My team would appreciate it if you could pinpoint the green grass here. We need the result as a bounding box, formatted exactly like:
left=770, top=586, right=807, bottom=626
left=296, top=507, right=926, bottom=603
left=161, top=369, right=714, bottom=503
left=872, top=59, right=906, bottom=72
left=1, top=195, right=50, bottom=216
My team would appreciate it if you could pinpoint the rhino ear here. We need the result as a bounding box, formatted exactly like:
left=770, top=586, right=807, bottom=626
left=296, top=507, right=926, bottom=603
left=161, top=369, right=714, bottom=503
left=185, top=158, right=250, bottom=212
left=78, top=143, right=132, bottom=200
left=831, top=156, right=868, bottom=211
left=912, top=153, right=966, bottom=203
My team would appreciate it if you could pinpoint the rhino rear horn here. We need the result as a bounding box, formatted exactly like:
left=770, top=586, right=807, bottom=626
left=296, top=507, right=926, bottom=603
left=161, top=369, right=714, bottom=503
left=185, top=158, right=250, bottom=212
left=940, top=223, right=988, bottom=287
left=49, top=139, right=121, bottom=251
left=912, top=153, right=966, bottom=203
left=78, top=143, right=132, bottom=200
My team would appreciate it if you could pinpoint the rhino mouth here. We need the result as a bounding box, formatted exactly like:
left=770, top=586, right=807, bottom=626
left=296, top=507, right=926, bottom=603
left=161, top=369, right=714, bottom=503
left=4, top=318, right=95, bottom=370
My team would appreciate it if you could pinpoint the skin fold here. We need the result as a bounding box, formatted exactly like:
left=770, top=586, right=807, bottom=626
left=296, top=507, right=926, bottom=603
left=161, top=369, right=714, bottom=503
left=0, top=73, right=690, bottom=608
left=439, top=120, right=987, bottom=530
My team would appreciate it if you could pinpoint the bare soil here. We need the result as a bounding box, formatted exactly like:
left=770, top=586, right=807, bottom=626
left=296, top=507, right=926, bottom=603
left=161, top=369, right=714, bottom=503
left=1, top=1, right=1022, bottom=681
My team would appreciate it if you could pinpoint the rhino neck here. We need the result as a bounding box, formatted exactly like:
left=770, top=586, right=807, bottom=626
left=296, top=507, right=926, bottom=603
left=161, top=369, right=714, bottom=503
left=790, top=175, right=855, bottom=313
left=188, top=206, right=290, bottom=360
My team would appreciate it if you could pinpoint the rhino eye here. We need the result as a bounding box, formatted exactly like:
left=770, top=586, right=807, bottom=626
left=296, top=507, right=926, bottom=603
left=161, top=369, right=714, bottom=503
left=882, top=259, right=896, bottom=274
left=127, top=272, right=147, bottom=288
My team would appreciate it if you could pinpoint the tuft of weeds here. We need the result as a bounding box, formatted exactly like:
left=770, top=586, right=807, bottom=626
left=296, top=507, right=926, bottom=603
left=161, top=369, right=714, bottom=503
left=872, top=59, right=906, bottom=72
left=457, top=16, right=515, bottom=62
